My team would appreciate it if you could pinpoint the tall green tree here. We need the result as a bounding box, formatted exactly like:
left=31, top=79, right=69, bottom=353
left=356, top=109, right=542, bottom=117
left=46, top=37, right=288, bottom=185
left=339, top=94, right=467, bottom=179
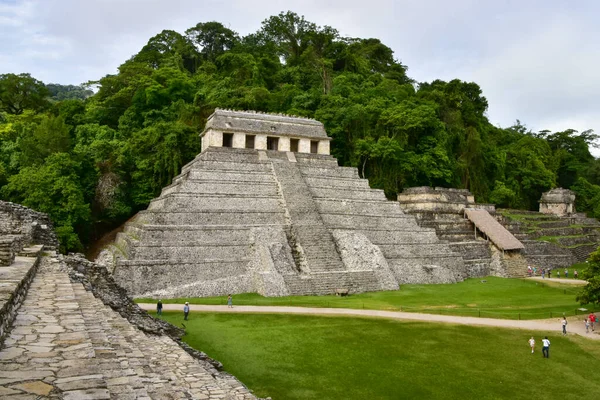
left=0, top=73, right=50, bottom=114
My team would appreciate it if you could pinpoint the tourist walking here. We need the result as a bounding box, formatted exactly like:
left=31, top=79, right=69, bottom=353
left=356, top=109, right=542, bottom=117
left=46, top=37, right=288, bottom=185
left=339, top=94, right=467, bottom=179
left=533, top=266, right=537, bottom=276
left=542, top=269, right=545, bottom=279
left=548, top=269, right=551, bottom=278
left=564, top=268, right=568, bottom=278
left=528, top=336, right=535, bottom=354
left=574, top=270, right=578, bottom=279
left=157, top=299, right=163, bottom=316
left=227, top=294, right=233, bottom=308
left=589, top=312, right=596, bottom=331
left=528, top=266, right=532, bottom=277
left=184, top=302, right=190, bottom=320
left=585, top=318, right=590, bottom=333
left=542, top=337, right=550, bottom=358
left=561, top=316, right=568, bottom=335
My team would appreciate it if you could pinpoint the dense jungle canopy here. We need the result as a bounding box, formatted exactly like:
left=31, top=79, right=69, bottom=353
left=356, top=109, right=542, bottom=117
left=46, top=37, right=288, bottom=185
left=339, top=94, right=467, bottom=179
left=1, top=11, right=600, bottom=253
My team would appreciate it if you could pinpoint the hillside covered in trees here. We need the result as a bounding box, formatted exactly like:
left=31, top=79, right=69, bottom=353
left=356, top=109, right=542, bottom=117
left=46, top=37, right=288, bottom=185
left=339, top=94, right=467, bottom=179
left=1, top=11, right=600, bottom=252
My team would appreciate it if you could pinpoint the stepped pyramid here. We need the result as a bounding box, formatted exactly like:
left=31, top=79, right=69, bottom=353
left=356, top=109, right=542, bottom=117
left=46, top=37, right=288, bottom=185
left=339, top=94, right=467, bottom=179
left=99, top=109, right=466, bottom=298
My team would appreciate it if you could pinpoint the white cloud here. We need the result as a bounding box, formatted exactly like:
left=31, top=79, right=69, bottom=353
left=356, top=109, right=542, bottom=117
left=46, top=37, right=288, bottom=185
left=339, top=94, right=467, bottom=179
left=0, top=0, right=599, bottom=152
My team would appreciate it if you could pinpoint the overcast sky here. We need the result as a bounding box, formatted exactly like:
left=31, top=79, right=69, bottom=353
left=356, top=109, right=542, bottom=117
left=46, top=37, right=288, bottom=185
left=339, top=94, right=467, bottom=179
left=1, top=0, right=599, bottom=146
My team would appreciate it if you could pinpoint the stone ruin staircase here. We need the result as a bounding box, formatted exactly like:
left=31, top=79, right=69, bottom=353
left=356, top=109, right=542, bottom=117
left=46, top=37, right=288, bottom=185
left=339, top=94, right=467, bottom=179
left=270, top=154, right=379, bottom=294
left=496, top=209, right=600, bottom=269
left=0, top=252, right=257, bottom=399
left=401, top=211, right=494, bottom=277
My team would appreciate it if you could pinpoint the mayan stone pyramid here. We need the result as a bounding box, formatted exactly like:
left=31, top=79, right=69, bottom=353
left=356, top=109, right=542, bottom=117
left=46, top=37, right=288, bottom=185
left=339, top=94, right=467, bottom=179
left=99, top=109, right=467, bottom=297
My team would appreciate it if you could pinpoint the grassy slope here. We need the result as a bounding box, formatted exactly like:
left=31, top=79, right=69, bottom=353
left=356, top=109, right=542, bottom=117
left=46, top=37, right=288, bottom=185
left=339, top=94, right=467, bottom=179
left=160, top=312, right=600, bottom=400
left=139, top=277, right=596, bottom=319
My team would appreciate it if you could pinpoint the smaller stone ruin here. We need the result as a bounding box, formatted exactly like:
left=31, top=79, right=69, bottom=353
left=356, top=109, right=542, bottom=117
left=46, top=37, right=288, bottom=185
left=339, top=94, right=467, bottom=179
left=0, top=201, right=58, bottom=265
left=397, top=186, right=495, bottom=214
left=397, top=187, right=527, bottom=278
left=539, top=188, right=576, bottom=217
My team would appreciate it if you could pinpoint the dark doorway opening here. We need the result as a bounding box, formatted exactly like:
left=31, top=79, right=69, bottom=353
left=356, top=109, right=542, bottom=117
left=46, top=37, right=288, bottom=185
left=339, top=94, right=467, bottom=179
left=245, top=135, right=255, bottom=149
left=310, top=140, right=319, bottom=154
left=267, top=136, right=279, bottom=151
left=290, top=139, right=299, bottom=152
left=223, top=133, right=234, bottom=148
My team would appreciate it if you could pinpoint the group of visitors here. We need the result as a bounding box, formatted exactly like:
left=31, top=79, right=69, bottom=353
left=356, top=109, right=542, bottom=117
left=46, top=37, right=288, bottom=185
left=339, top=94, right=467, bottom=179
left=527, top=266, right=578, bottom=279
left=155, top=295, right=234, bottom=320
left=559, top=313, right=596, bottom=335
left=528, top=313, right=596, bottom=358
left=528, top=336, right=551, bottom=358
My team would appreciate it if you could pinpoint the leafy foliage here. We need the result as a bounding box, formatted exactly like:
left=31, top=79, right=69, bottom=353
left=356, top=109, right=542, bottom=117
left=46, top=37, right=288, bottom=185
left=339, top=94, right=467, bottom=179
left=576, top=247, right=600, bottom=306
left=0, top=11, right=598, bottom=252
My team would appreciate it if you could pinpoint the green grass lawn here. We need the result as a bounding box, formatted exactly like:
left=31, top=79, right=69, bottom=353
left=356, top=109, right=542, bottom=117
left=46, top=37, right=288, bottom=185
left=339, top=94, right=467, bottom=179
left=159, top=312, right=600, bottom=400
left=138, top=277, right=596, bottom=319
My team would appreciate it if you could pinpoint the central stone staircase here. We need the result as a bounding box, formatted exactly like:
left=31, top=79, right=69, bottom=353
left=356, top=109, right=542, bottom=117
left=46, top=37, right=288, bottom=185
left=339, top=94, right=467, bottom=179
left=0, top=254, right=256, bottom=399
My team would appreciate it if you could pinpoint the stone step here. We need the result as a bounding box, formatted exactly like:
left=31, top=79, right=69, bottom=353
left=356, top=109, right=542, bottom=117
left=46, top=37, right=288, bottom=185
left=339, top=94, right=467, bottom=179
left=315, top=198, right=405, bottom=215
left=298, top=165, right=359, bottom=179
left=149, top=195, right=281, bottom=213
left=124, top=225, right=252, bottom=244
left=187, top=169, right=276, bottom=183
left=139, top=210, right=287, bottom=226
left=161, top=180, right=279, bottom=198
left=190, top=160, right=272, bottom=173
left=303, top=176, right=371, bottom=190
left=310, top=187, right=386, bottom=201
left=130, top=244, right=251, bottom=261
left=378, top=244, right=458, bottom=258
left=322, top=214, right=419, bottom=230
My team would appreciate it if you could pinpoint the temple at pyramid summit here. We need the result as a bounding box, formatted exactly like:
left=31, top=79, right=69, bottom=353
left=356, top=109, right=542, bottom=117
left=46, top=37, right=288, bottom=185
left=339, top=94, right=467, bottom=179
left=98, top=109, right=525, bottom=298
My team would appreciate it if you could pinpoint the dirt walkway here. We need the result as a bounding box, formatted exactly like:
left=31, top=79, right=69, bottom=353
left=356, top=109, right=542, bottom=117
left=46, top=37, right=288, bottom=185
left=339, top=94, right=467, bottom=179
left=526, top=277, right=587, bottom=285
left=138, top=303, right=600, bottom=341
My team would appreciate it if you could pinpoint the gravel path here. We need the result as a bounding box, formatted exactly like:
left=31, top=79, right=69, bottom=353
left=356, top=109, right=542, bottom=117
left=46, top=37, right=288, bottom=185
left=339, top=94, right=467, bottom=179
left=526, top=277, right=587, bottom=285
left=138, top=303, right=600, bottom=340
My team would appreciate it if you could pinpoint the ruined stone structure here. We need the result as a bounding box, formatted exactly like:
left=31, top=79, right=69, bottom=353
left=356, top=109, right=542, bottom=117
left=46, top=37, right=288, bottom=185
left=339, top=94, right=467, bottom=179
left=0, top=200, right=58, bottom=266
left=496, top=189, right=600, bottom=270
left=0, top=203, right=258, bottom=399
left=99, top=109, right=466, bottom=298
left=397, top=187, right=527, bottom=277
left=539, top=188, right=576, bottom=216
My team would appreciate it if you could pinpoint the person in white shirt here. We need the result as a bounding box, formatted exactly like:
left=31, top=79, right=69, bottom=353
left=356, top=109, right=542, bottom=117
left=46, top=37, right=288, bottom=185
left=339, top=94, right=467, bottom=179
left=542, top=337, right=550, bottom=358
left=528, top=337, right=535, bottom=354
left=561, top=317, right=568, bottom=336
